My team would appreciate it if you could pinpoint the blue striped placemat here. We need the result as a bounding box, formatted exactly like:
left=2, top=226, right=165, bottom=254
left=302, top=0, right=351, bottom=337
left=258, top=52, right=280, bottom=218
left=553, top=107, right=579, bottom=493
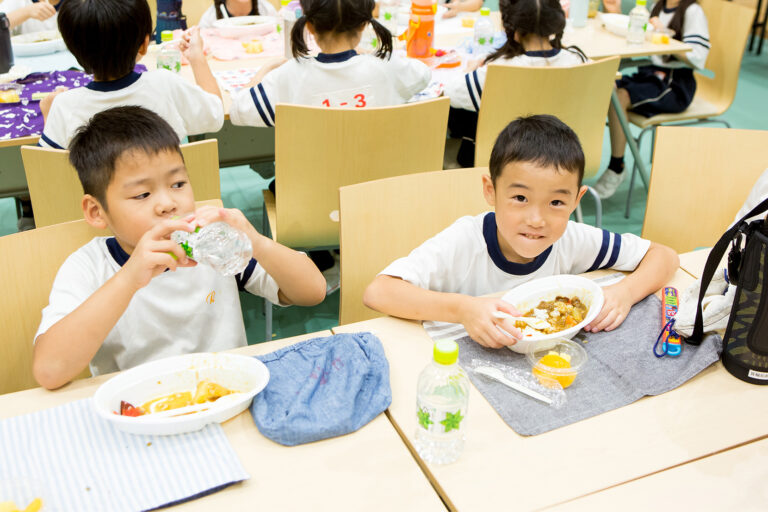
left=0, top=398, right=249, bottom=511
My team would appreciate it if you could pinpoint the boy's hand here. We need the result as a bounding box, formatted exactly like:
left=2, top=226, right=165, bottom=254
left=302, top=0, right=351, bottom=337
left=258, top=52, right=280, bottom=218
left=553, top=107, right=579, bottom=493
left=26, top=2, right=57, bottom=20
left=180, top=26, right=206, bottom=64
left=193, top=206, right=256, bottom=235
left=458, top=297, right=523, bottom=348
left=585, top=282, right=632, bottom=332
left=121, top=218, right=197, bottom=290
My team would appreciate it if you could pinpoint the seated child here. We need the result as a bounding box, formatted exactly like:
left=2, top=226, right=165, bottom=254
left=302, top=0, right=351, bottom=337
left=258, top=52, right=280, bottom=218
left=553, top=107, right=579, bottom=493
left=364, top=115, right=679, bottom=348
left=441, top=0, right=484, bottom=19
left=33, top=106, right=326, bottom=390
left=198, top=0, right=278, bottom=28
left=229, top=0, right=430, bottom=128
left=444, top=0, right=587, bottom=167
left=2, top=0, right=59, bottom=34
left=39, top=0, right=224, bottom=150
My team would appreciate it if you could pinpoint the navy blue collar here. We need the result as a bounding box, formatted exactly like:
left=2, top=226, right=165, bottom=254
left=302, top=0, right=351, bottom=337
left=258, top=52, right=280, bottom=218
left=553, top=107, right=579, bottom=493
left=106, top=237, right=130, bottom=267
left=662, top=5, right=677, bottom=13
left=524, top=48, right=560, bottom=58
left=86, top=71, right=142, bottom=92
left=482, top=212, right=552, bottom=275
left=316, top=49, right=358, bottom=63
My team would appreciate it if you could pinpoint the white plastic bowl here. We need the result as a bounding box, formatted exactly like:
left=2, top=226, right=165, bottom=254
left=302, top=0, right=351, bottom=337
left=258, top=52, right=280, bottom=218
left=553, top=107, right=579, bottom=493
left=500, top=274, right=604, bottom=354
left=93, top=352, right=269, bottom=436
left=11, top=30, right=66, bottom=56
left=212, top=15, right=277, bottom=38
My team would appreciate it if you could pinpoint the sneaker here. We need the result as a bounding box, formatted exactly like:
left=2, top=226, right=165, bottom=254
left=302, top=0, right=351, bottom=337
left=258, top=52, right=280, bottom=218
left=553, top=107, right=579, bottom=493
left=593, top=169, right=627, bottom=199
left=323, top=261, right=340, bottom=295
left=16, top=216, right=35, bottom=232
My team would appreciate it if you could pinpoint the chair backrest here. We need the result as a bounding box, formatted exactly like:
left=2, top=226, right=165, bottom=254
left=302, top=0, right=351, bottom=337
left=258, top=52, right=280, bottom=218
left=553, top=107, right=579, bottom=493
left=181, top=0, right=212, bottom=26
left=22, top=139, right=220, bottom=228
left=338, top=167, right=491, bottom=325
left=274, top=97, right=450, bottom=248
left=474, top=57, right=620, bottom=180
left=0, top=199, right=222, bottom=395
left=694, top=0, right=755, bottom=111
left=642, top=126, right=768, bottom=253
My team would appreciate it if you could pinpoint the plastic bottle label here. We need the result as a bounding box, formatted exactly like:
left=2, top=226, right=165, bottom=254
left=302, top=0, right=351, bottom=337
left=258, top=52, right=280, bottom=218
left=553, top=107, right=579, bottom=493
left=416, top=399, right=465, bottom=434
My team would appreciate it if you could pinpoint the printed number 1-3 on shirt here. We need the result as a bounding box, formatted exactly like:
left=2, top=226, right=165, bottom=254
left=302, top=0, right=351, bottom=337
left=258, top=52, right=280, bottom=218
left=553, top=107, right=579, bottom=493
left=313, top=87, right=374, bottom=109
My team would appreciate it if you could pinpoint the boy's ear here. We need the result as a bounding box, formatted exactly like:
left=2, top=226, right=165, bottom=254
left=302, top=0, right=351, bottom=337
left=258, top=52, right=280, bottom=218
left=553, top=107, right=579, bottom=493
left=82, top=194, right=109, bottom=230
left=572, top=185, right=589, bottom=212
left=482, top=174, right=496, bottom=207
left=137, top=35, right=150, bottom=59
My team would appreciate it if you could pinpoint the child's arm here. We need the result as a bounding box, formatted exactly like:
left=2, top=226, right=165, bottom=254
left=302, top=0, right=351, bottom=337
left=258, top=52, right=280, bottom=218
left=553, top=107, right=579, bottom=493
left=6, top=2, right=56, bottom=28
left=584, top=242, right=679, bottom=332
left=179, top=27, right=222, bottom=100
left=33, top=219, right=196, bottom=390
left=442, top=0, right=484, bottom=18
left=195, top=207, right=326, bottom=306
left=244, top=58, right=288, bottom=89
left=364, top=275, right=523, bottom=348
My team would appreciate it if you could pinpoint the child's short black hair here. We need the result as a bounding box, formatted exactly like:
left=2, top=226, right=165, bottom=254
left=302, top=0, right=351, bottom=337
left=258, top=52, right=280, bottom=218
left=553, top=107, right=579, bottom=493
left=58, top=0, right=152, bottom=80
left=489, top=115, right=585, bottom=186
left=69, top=106, right=182, bottom=210
left=291, top=0, right=392, bottom=60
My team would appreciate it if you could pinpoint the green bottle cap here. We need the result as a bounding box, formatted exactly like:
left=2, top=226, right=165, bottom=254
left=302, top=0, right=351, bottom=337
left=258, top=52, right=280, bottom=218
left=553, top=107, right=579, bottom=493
left=480, top=7, right=491, bottom=16
left=433, top=339, right=459, bottom=365
left=160, top=30, right=174, bottom=42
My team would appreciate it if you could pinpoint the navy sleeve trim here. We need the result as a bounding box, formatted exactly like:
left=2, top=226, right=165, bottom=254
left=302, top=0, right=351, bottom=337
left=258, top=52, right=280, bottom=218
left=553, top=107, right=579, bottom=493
left=258, top=83, right=275, bottom=123
left=683, top=33, right=710, bottom=42
left=472, top=70, right=483, bottom=98
left=249, top=87, right=274, bottom=127
left=602, top=232, right=622, bottom=269
left=236, top=258, right=258, bottom=291
left=587, top=229, right=610, bottom=272
left=684, top=40, right=710, bottom=50
left=40, top=133, right=64, bottom=149
left=465, top=74, right=479, bottom=112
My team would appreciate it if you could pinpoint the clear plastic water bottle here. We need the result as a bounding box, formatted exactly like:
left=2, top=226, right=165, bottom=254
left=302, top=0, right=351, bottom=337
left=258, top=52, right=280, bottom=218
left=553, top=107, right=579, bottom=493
left=156, top=30, right=182, bottom=73
left=172, top=222, right=253, bottom=275
left=414, top=339, right=470, bottom=465
left=473, top=7, right=494, bottom=54
left=627, top=0, right=650, bottom=45
left=380, top=0, right=399, bottom=35
left=279, top=0, right=302, bottom=59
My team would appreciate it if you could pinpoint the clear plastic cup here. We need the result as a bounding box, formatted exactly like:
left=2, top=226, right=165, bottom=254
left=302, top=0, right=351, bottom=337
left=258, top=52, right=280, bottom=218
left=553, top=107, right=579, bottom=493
left=526, top=338, right=588, bottom=389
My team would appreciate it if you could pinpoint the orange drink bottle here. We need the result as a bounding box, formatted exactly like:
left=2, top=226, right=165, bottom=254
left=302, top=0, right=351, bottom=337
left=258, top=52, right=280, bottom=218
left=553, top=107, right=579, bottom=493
left=399, top=0, right=436, bottom=59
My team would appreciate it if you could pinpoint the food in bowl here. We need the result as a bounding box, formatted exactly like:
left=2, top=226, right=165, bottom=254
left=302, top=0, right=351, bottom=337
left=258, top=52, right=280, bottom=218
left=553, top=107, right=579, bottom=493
left=117, top=379, right=235, bottom=416
left=514, top=296, right=588, bottom=336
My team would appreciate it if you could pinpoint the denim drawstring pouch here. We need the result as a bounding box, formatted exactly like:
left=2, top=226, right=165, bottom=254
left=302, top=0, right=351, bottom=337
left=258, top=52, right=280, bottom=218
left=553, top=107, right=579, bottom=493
left=250, top=332, right=392, bottom=446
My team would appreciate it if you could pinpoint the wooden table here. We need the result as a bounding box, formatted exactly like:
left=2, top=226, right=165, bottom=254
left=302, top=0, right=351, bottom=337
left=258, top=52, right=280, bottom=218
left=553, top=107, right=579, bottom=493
left=679, top=248, right=719, bottom=280
left=332, top=268, right=768, bottom=510
left=0, top=331, right=446, bottom=511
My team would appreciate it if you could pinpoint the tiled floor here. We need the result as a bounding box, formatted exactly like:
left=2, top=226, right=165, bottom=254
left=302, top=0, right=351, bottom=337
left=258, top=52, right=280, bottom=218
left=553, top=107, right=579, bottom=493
left=2, top=41, right=767, bottom=343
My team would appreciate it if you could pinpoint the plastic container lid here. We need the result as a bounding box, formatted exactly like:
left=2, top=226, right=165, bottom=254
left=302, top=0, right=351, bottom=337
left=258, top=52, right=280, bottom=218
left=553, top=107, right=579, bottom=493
left=160, top=30, right=174, bottom=42
left=433, top=339, right=459, bottom=365
left=480, top=7, right=491, bottom=16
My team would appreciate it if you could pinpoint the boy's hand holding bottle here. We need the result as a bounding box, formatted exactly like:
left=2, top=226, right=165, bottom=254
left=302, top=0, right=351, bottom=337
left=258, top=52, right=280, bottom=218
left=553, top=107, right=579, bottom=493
left=457, top=296, right=523, bottom=348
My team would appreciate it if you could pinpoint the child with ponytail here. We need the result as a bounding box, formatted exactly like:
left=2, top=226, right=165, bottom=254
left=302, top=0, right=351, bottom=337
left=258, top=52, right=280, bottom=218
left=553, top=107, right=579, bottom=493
left=444, top=0, right=587, bottom=167
left=230, top=0, right=431, bottom=128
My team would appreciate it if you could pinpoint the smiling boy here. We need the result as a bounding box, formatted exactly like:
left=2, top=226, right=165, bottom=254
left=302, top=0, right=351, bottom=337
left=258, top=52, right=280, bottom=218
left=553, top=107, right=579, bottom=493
left=33, top=106, right=326, bottom=389
left=363, top=115, right=678, bottom=348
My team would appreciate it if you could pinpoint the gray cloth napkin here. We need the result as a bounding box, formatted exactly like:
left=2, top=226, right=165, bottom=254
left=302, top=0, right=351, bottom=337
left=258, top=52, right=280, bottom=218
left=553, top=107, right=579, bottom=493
left=457, top=294, right=722, bottom=436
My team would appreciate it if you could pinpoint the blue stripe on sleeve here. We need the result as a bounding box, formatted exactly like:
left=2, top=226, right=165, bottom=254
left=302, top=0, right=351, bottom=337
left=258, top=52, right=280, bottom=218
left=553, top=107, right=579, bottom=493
left=249, top=87, right=273, bottom=127
left=587, top=229, right=611, bottom=272
left=472, top=69, right=483, bottom=98
left=258, top=84, right=275, bottom=124
left=684, top=40, right=710, bottom=49
left=40, top=133, right=64, bottom=149
left=235, top=258, right=258, bottom=291
left=602, top=232, right=622, bottom=269
left=683, top=33, right=710, bottom=42
left=465, top=74, right=479, bottom=112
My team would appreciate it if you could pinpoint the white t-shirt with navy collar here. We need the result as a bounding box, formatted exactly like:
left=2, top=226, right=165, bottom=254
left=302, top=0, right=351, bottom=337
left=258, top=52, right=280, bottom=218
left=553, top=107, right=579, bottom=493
left=35, top=236, right=282, bottom=376
left=197, top=1, right=278, bottom=28
left=379, top=212, right=651, bottom=297
left=39, top=69, right=224, bottom=149
left=2, top=0, right=59, bottom=34
left=444, top=48, right=588, bottom=113
left=229, top=49, right=431, bottom=127
left=649, top=4, right=709, bottom=70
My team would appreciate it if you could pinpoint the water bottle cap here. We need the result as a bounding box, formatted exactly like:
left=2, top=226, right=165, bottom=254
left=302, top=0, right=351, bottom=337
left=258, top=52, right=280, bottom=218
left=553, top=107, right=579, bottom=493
left=636, top=0, right=647, bottom=5
left=433, top=339, right=459, bottom=365
left=281, top=0, right=290, bottom=5
left=480, top=7, right=491, bottom=16
left=160, top=30, right=174, bottom=42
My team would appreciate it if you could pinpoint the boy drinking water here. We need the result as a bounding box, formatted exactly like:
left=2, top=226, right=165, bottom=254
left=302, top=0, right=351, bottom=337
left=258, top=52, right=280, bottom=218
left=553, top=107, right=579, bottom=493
left=364, top=115, right=679, bottom=348
left=33, top=107, right=326, bottom=390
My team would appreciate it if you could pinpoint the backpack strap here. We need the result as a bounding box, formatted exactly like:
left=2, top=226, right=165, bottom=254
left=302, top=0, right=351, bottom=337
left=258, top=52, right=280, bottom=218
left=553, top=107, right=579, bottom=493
left=689, top=197, right=768, bottom=344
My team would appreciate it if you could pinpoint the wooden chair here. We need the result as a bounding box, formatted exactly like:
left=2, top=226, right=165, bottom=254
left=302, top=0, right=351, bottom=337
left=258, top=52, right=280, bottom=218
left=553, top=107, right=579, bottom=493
left=625, top=0, right=756, bottom=217
left=263, top=97, right=450, bottom=249
left=181, top=0, right=212, bottom=26
left=0, top=199, right=222, bottom=395
left=338, top=167, right=491, bottom=325
left=642, top=126, right=768, bottom=254
left=473, top=57, right=620, bottom=227
left=21, top=139, right=221, bottom=228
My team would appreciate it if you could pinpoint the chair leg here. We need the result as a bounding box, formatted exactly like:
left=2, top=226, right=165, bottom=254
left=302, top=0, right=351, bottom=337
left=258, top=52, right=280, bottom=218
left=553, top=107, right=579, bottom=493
left=625, top=162, right=638, bottom=219
left=264, top=298, right=273, bottom=342
left=585, top=186, right=602, bottom=228
left=575, top=204, right=584, bottom=224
